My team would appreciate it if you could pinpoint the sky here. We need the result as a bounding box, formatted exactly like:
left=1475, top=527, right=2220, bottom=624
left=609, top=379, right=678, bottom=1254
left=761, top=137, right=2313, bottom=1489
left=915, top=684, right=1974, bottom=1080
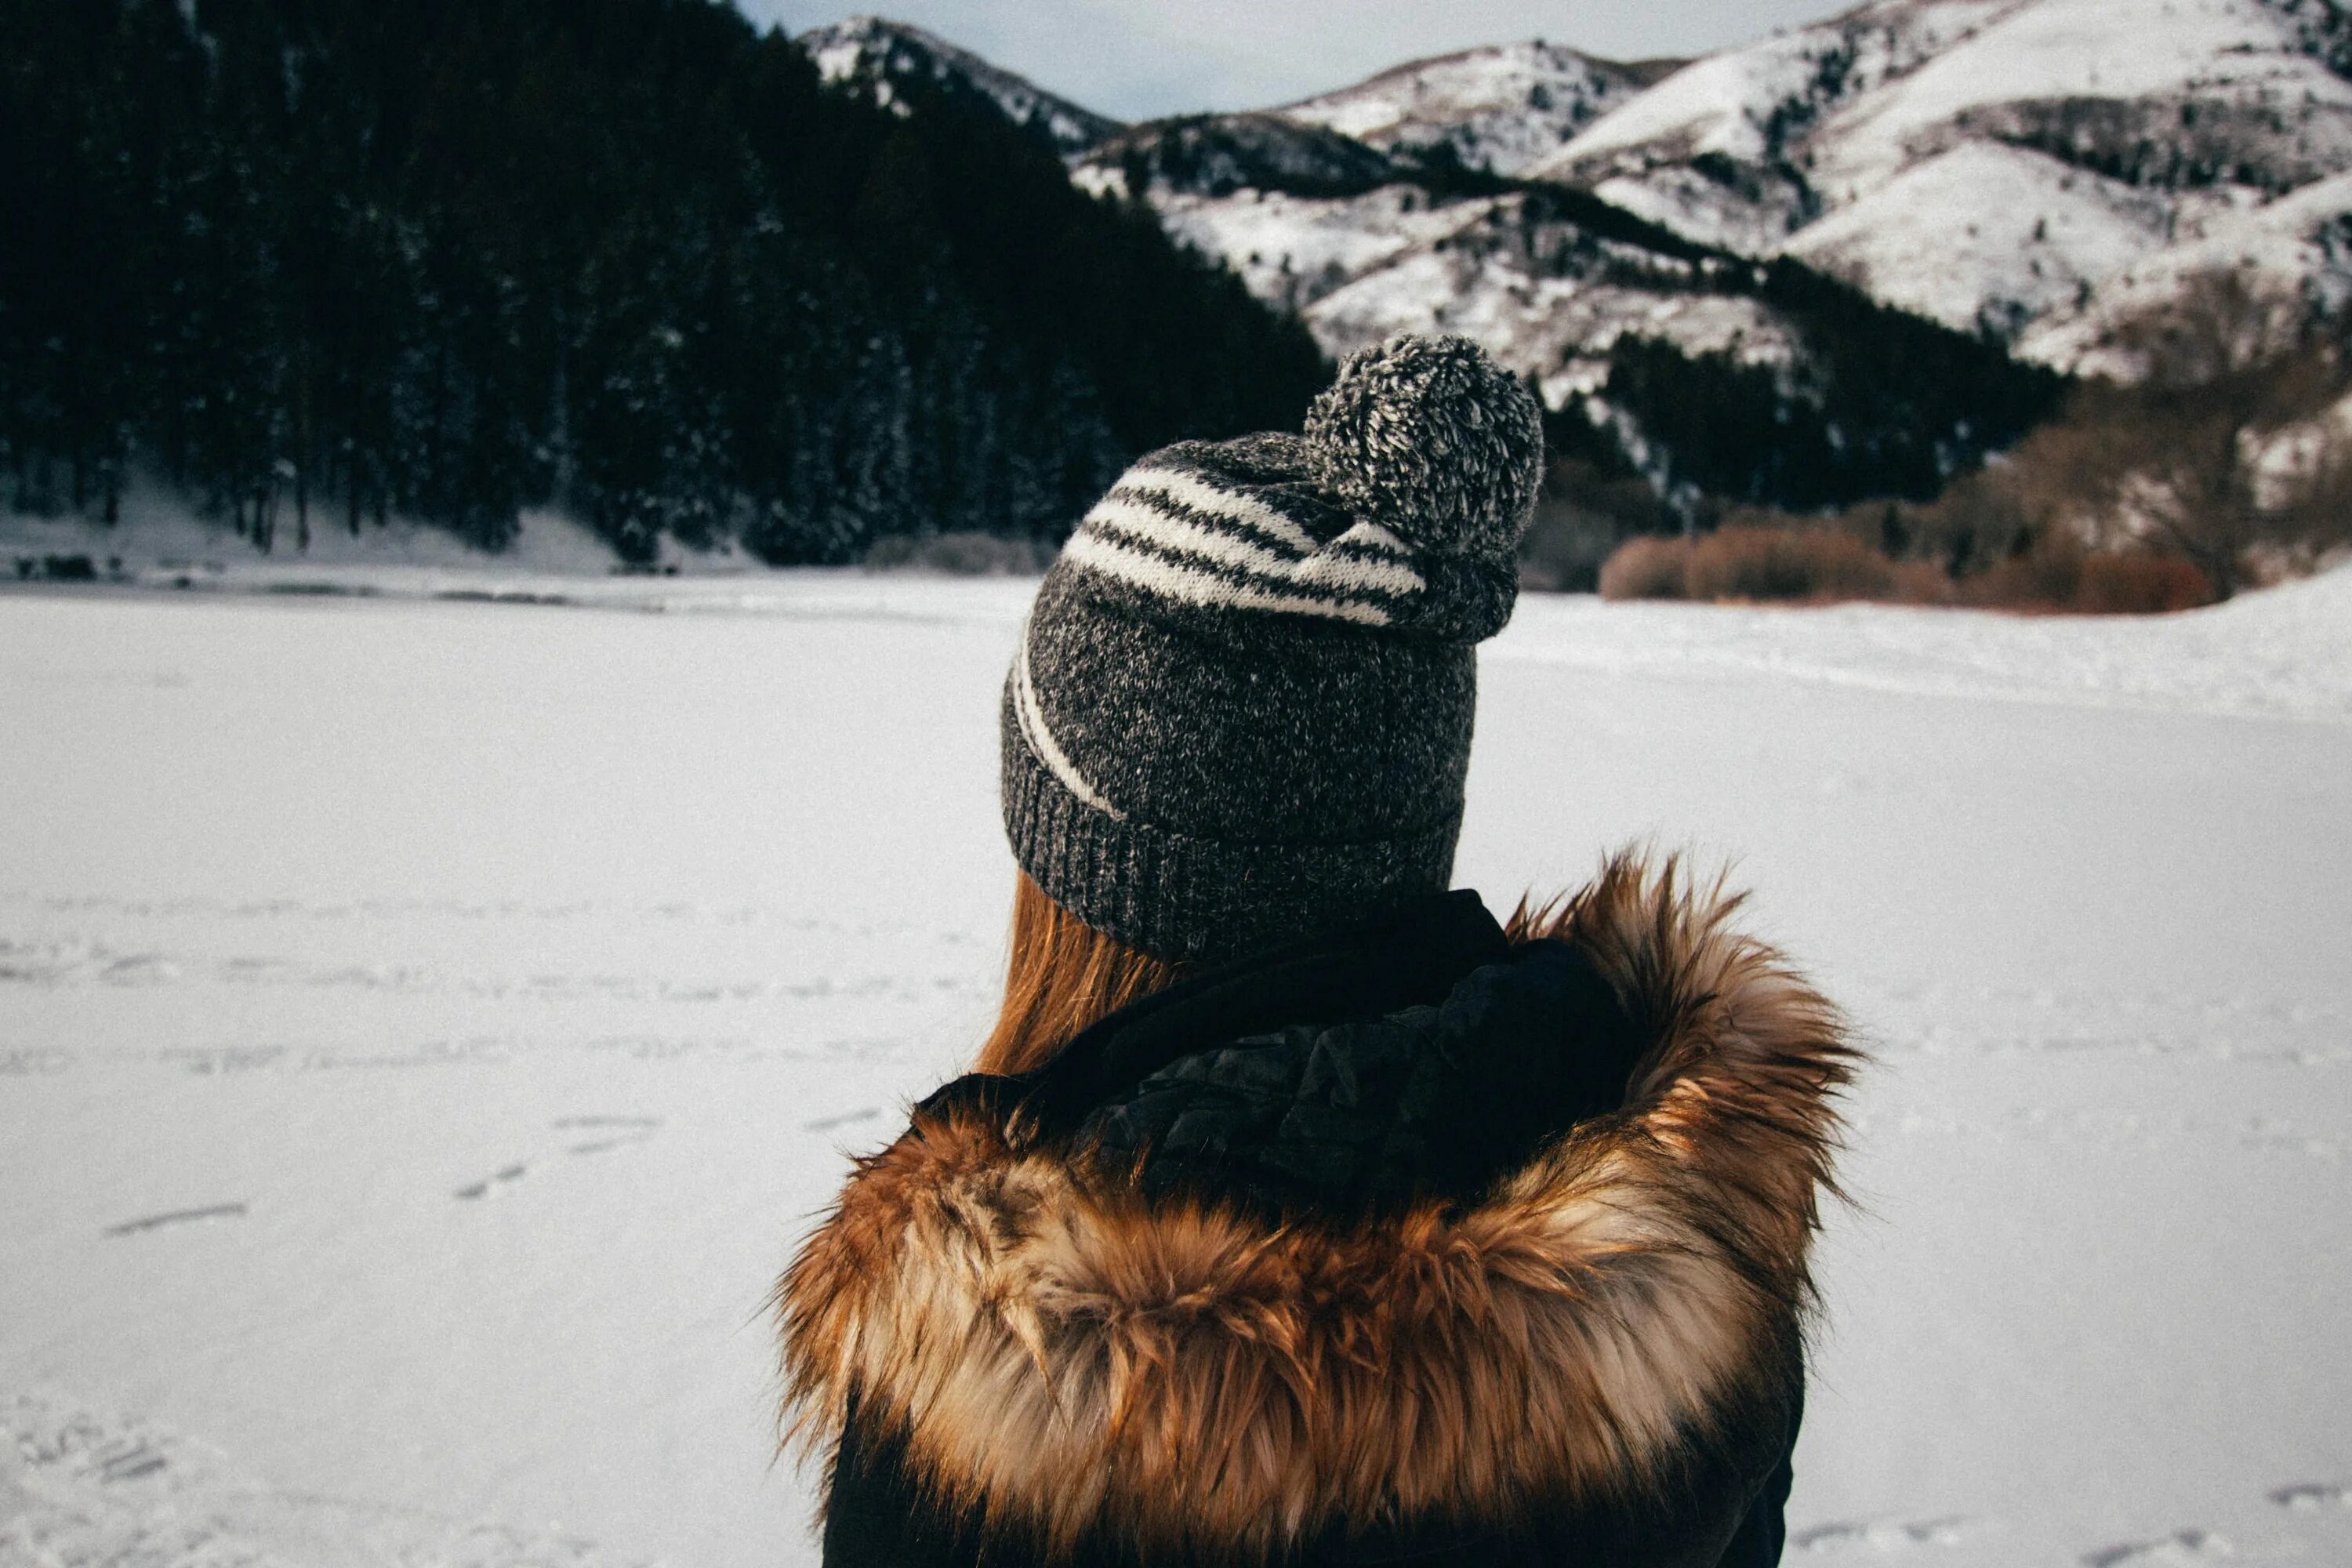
left=740, top=0, right=1855, bottom=120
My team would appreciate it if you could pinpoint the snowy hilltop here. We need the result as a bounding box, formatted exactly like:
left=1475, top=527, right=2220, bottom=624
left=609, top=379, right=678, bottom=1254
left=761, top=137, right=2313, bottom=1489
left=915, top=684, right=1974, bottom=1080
left=1273, top=41, right=1684, bottom=179
left=818, top=2, right=2352, bottom=383
left=798, top=15, right=1120, bottom=156
left=814, top=15, right=2074, bottom=515
left=1532, top=0, right=2352, bottom=365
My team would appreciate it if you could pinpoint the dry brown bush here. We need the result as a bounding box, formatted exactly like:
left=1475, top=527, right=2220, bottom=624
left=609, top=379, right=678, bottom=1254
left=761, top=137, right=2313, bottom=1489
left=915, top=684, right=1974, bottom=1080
left=1597, top=534, right=1692, bottom=601
left=2016, top=270, right=2352, bottom=597
left=1884, top=559, right=1952, bottom=605
left=1599, top=526, right=2207, bottom=614
left=1955, top=533, right=2212, bottom=613
left=1600, top=527, right=1932, bottom=604
left=1955, top=535, right=2087, bottom=609
left=2078, top=553, right=2214, bottom=613
left=1684, top=524, right=1895, bottom=602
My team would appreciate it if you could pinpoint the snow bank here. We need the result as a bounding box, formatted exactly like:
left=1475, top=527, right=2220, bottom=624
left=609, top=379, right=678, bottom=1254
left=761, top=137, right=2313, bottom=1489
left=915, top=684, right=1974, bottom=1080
left=1495, top=563, right=2352, bottom=724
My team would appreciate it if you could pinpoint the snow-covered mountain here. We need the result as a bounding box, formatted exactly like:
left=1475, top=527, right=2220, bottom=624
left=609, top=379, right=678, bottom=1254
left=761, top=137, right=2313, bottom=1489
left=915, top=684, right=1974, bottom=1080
left=799, top=16, right=2055, bottom=506
left=2021, top=165, right=2352, bottom=372
left=1069, top=115, right=1444, bottom=314
left=800, top=5, right=2352, bottom=384
left=792, top=5, right=2352, bottom=511
left=1273, top=42, right=1680, bottom=178
left=1065, top=109, right=1838, bottom=415
left=1529, top=0, right=2352, bottom=361
left=799, top=19, right=1846, bottom=382
left=798, top=16, right=1121, bottom=156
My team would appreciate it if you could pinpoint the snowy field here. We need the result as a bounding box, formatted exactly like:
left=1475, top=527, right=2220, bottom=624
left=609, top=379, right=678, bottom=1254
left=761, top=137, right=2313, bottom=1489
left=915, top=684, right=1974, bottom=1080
left=3, top=572, right=2349, bottom=1567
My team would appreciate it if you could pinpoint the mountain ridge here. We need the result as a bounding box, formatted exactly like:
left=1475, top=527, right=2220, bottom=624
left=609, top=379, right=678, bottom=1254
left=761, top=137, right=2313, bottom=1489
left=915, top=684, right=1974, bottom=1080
left=805, top=5, right=2352, bottom=385
left=1527, top=0, right=2352, bottom=356
left=802, top=14, right=2067, bottom=513
left=798, top=14, right=1122, bottom=156
left=1271, top=39, right=1673, bottom=178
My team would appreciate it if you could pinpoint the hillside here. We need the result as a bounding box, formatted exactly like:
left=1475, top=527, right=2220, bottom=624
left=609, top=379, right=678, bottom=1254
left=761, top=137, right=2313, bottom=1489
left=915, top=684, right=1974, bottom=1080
left=798, top=15, right=1120, bottom=156
left=1273, top=41, right=1678, bottom=178
left=796, top=19, right=2063, bottom=511
left=809, top=3, right=2352, bottom=409
left=1530, top=0, right=2352, bottom=361
left=0, top=0, right=1323, bottom=561
left=21, top=0, right=2341, bottom=554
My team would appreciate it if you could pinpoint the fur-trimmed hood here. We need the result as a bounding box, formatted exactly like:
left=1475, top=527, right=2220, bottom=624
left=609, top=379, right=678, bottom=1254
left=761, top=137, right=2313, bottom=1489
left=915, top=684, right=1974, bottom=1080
left=778, top=855, right=1856, bottom=1563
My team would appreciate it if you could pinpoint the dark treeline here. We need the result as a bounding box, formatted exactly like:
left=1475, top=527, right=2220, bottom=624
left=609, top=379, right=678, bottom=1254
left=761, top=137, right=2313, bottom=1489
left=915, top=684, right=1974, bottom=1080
left=1588, top=259, right=2068, bottom=511
left=0, top=0, right=1328, bottom=560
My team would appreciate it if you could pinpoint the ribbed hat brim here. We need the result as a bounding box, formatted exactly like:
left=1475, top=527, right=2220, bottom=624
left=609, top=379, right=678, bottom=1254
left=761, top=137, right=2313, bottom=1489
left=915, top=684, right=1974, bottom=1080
left=1002, top=720, right=1461, bottom=966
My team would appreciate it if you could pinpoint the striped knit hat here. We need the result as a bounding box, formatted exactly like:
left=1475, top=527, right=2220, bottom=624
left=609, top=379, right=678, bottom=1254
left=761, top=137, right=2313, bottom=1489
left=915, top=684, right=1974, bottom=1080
left=1003, top=335, right=1544, bottom=964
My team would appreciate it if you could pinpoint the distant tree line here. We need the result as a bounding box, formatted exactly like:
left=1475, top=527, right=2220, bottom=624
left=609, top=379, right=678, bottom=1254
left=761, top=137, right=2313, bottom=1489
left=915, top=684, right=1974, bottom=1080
left=0, top=0, right=1328, bottom=560
left=1592, top=259, right=2068, bottom=513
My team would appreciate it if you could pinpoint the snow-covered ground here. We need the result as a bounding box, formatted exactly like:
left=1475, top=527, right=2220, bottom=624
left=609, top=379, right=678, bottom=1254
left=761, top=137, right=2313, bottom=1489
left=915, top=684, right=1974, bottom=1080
left=4, top=571, right=2349, bottom=1566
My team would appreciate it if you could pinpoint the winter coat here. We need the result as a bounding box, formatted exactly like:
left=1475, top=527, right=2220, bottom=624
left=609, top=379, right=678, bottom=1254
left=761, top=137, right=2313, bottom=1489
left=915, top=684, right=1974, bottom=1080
left=778, top=855, right=1855, bottom=1567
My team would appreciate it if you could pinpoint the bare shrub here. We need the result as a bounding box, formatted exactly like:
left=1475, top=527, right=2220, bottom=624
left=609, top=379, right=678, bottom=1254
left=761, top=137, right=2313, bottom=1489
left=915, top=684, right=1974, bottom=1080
left=1599, top=524, right=2205, bottom=614
left=1957, top=532, right=2212, bottom=614
left=2019, top=269, right=2352, bottom=597
left=2077, top=553, right=2214, bottom=614
left=1884, top=559, right=1952, bottom=605
left=1684, top=525, right=1895, bottom=603
left=1901, top=463, right=2042, bottom=577
left=1956, top=532, right=2086, bottom=610
left=1597, top=534, right=1691, bottom=601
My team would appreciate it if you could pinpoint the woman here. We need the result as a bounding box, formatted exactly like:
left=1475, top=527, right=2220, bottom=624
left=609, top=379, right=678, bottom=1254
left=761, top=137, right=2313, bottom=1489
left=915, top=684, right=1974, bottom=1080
left=779, top=336, right=1856, bottom=1566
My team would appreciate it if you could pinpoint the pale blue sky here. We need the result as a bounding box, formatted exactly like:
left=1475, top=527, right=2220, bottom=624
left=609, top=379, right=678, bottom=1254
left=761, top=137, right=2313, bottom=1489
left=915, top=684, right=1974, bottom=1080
left=741, top=0, right=1854, bottom=121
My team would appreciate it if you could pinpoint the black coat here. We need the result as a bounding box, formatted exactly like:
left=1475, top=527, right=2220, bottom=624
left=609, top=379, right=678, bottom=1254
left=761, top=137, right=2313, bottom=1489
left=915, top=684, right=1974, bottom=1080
left=781, top=857, right=1853, bottom=1568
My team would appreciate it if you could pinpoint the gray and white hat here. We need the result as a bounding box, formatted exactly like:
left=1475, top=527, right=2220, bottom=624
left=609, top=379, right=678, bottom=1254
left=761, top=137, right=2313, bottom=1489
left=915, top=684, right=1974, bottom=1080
left=1002, top=335, right=1544, bottom=964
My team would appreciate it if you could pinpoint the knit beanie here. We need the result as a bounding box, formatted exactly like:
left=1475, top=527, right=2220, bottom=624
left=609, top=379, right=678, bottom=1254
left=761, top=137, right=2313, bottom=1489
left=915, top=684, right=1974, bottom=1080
left=1002, top=335, right=1544, bottom=964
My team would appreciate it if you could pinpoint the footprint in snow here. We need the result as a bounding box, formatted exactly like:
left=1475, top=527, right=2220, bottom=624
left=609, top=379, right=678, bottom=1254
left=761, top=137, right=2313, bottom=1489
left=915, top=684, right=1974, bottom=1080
left=555, top=1114, right=659, bottom=1155
left=3, top=1387, right=653, bottom=1563
left=453, top=1164, right=528, bottom=1200
left=2271, top=1483, right=2352, bottom=1510
left=456, top=1118, right=660, bottom=1196
left=1795, top=1515, right=1974, bottom=1552
left=2081, top=1529, right=2234, bottom=1566
left=105, top=1203, right=247, bottom=1236
left=805, top=1106, right=882, bottom=1132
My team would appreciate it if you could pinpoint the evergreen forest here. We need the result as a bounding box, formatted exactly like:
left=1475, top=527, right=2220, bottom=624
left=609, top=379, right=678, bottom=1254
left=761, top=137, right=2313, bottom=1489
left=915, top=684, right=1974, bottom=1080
left=0, top=0, right=1330, bottom=561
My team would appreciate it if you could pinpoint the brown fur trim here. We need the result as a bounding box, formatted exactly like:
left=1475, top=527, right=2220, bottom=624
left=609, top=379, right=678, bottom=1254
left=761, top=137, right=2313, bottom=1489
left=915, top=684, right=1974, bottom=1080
left=776, top=852, right=1857, bottom=1559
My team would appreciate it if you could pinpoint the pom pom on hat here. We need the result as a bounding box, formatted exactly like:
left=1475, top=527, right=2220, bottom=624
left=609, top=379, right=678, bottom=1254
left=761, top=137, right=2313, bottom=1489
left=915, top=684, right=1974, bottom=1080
left=1303, top=335, right=1544, bottom=559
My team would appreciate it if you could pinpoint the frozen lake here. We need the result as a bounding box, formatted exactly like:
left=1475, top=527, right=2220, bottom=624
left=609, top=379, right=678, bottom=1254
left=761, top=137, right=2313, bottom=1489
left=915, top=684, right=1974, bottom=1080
left=3, top=573, right=2348, bottom=1566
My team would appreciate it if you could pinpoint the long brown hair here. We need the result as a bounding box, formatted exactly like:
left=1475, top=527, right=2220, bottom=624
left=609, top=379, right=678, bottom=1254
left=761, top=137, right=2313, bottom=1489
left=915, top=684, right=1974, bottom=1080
left=975, top=873, right=1190, bottom=1076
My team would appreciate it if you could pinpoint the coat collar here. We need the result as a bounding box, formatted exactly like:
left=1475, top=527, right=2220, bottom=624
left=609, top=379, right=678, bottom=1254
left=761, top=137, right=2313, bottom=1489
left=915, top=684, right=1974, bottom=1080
left=921, top=887, right=1510, bottom=1142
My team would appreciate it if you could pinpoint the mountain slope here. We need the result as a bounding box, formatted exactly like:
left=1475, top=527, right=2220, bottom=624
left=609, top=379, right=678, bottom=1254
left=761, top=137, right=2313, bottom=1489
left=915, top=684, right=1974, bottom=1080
left=325, top=3, right=2329, bottom=521
left=799, top=15, right=1121, bottom=155
left=1043, top=31, right=2058, bottom=511
left=0, top=0, right=1324, bottom=558
left=2018, top=165, right=2352, bottom=372
left=1069, top=118, right=2056, bottom=510
left=1274, top=41, right=1677, bottom=177
left=1530, top=0, right=2352, bottom=360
